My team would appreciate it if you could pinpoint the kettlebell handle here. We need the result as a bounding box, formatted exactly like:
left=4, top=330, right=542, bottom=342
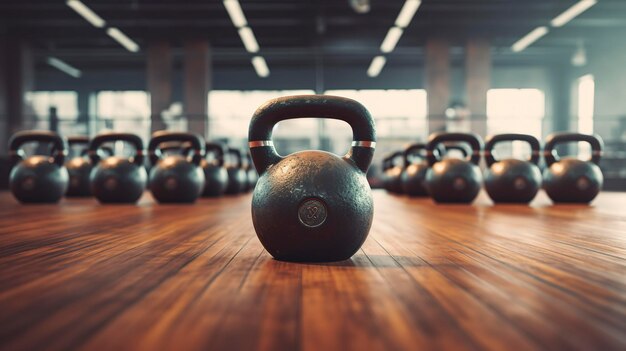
left=228, top=148, right=243, bottom=168
left=148, top=131, right=205, bottom=166
left=205, top=142, right=227, bottom=167
left=484, top=133, right=541, bottom=167
left=248, top=95, right=376, bottom=174
left=403, top=143, right=427, bottom=165
left=389, top=151, right=405, bottom=168
left=89, top=132, right=145, bottom=166
left=8, top=130, right=67, bottom=167
left=544, top=132, right=603, bottom=166
left=425, top=132, right=483, bottom=166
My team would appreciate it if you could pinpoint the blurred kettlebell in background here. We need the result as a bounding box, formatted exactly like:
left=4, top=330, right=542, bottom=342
left=89, top=132, right=147, bottom=204
left=384, top=151, right=404, bottom=194
left=225, top=147, right=247, bottom=195
left=148, top=131, right=206, bottom=203
left=200, top=141, right=229, bottom=197
left=244, top=152, right=258, bottom=192
left=65, top=136, right=113, bottom=197
left=9, top=130, right=69, bottom=203
left=401, top=143, right=430, bottom=197
left=543, top=132, right=604, bottom=203
left=484, top=133, right=542, bottom=203
left=425, top=132, right=484, bottom=203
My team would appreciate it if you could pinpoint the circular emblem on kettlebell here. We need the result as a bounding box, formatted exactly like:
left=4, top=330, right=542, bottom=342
left=104, top=176, right=118, bottom=191
left=513, top=176, right=527, bottom=190
left=21, top=177, right=35, bottom=191
left=453, top=177, right=466, bottom=191
left=577, top=176, right=590, bottom=190
left=298, top=198, right=327, bottom=228
left=165, top=177, right=178, bottom=191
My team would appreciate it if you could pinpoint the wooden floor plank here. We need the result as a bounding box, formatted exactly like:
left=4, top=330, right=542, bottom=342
left=0, top=190, right=625, bottom=351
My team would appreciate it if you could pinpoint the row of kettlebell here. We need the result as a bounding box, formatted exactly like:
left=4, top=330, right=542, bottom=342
left=383, top=132, right=604, bottom=204
left=8, top=130, right=258, bottom=204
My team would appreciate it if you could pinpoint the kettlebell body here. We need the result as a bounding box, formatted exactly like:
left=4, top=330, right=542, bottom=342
left=249, top=95, right=376, bottom=262
left=542, top=133, right=603, bottom=203
left=385, top=151, right=404, bottom=194
left=65, top=136, right=97, bottom=197
left=425, top=133, right=484, bottom=203
left=484, top=134, right=542, bottom=203
left=201, top=142, right=229, bottom=197
left=148, top=132, right=206, bottom=203
left=225, top=148, right=247, bottom=195
left=400, top=143, right=429, bottom=197
left=9, top=131, right=69, bottom=203
left=89, top=133, right=147, bottom=203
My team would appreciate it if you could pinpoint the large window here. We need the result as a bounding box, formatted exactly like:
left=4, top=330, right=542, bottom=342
left=96, top=91, right=150, bottom=140
left=25, top=91, right=79, bottom=134
left=487, top=88, right=545, bottom=159
left=577, top=74, right=595, bottom=134
left=325, top=89, right=428, bottom=140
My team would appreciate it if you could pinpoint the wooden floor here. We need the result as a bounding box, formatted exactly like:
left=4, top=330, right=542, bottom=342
left=0, top=189, right=625, bottom=351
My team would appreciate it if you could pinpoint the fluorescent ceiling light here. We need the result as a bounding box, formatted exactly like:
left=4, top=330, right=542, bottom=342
left=66, top=0, right=106, bottom=28
left=551, top=0, right=597, bottom=28
left=47, top=57, right=82, bottom=78
left=380, top=27, right=403, bottom=53
left=238, top=27, right=260, bottom=53
left=223, top=0, right=248, bottom=28
left=251, top=56, right=270, bottom=78
left=367, top=56, right=386, bottom=77
left=106, top=27, right=140, bottom=52
left=395, top=0, right=421, bottom=28
left=511, top=26, right=549, bottom=52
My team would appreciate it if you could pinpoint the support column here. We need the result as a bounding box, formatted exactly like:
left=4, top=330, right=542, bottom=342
left=147, top=41, right=172, bottom=133
left=183, top=40, right=211, bottom=136
left=5, top=39, right=35, bottom=139
left=425, top=39, right=450, bottom=134
left=0, top=34, right=8, bottom=155
left=465, top=38, right=490, bottom=137
left=76, top=90, right=92, bottom=135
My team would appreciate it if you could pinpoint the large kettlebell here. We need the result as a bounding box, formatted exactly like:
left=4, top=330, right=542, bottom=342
left=384, top=151, right=405, bottom=194
left=543, top=132, right=604, bottom=203
left=244, top=152, right=258, bottom=192
left=249, top=95, right=376, bottom=262
left=148, top=131, right=206, bottom=203
left=89, top=132, right=147, bottom=203
left=9, top=130, right=69, bottom=203
left=400, top=143, right=429, bottom=197
left=484, top=133, right=542, bottom=203
left=425, top=132, right=484, bottom=203
left=224, top=147, right=247, bottom=195
left=200, top=142, right=229, bottom=197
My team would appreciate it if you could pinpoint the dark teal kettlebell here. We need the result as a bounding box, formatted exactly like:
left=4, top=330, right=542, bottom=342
left=543, top=133, right=604, bottom=203
left=148, top=131, right=206, bottom=203
left=249, top=95, right=376, bottom=262
left=9, top=130, right=69, bottom=203
left=400, top=143, right=429, bottom=197
left=484, top=133, right=542, bottom=203
left=224, top=148, right=247, bottom=195
left=201, top=142, right=229, bottom=197
left=89, top=133, right=147, bottom=203
left=425, top=132, right=484, bottom=203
